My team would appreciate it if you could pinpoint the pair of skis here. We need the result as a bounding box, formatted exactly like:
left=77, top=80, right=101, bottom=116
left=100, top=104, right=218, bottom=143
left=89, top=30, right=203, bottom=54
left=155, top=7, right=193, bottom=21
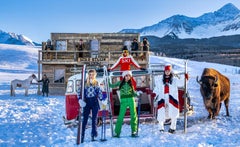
left=102, top=66, right=114, bottom=139
left=76, top=64, right=86, bottom=145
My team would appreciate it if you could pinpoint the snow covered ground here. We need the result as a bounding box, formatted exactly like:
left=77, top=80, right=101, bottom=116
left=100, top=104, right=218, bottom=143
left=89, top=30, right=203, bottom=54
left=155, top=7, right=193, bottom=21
left=0, top=44, right=240, bottom=147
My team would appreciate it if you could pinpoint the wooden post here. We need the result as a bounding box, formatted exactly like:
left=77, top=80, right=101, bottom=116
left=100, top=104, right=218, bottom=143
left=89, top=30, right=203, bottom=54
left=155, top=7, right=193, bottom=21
left=37, top=51, right=41, bottom=95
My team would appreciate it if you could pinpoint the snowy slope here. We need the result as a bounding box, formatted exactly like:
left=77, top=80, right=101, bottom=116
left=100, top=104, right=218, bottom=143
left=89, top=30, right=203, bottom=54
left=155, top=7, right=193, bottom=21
left=0, top=30, right=40, bottom=46
left=120, top=3, right=240, bottom=39
left=0, top=45, right=240, bottom=146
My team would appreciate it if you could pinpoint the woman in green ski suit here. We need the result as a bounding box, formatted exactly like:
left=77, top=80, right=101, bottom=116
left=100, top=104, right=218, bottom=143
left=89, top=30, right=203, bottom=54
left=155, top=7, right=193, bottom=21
left=109, top=70, right=141, bottom=137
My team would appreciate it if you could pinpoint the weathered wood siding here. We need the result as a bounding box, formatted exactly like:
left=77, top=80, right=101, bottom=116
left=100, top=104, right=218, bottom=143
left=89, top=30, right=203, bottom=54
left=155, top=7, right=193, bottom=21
left=40, top=33, right=149, bottom=95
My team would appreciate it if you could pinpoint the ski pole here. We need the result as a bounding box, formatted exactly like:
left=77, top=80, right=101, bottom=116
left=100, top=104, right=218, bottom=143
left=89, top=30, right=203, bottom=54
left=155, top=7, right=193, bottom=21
left=101, top=111, right=104, bottom=140
left=101, top=109, right=107, bottom=141
left=136, top=94, right=141, bottom=136
left=104, top=66, right=114, bottom=137
left=183, top=60, right=188, bottom=133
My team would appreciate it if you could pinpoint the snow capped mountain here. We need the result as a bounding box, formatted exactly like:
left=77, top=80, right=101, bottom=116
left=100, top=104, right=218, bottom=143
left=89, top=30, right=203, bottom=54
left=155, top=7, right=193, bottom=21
left=223, top=14, right=240, bottom=31
left=120, top=3, right=240, bottom=39
left=0, top=30, right=40, bottom=46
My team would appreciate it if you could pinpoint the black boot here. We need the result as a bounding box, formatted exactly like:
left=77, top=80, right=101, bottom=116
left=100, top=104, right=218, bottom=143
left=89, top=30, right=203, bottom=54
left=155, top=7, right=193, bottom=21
left=131, top=132, right=138, bottom=137
left=81, top=136, right=84, bottom=143
left=168, top=129, right=175, bottom=134
left=159, top=129, right=164, bottom=133
left=91, top=136, right=97, bottom=141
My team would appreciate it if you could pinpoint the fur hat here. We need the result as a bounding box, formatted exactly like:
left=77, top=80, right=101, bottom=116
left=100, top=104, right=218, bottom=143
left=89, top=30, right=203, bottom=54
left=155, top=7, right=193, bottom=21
left=122, top=46, right=129, bottom=57
left=122, top=70, right=132, bottom=78
left=164, top=64, right=172, bottom=71
left=122, top=45, right=128, bottom=51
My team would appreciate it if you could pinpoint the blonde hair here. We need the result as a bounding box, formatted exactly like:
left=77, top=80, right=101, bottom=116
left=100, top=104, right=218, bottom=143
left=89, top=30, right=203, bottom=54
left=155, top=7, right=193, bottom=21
left=86, top=69, right=98, bottom=86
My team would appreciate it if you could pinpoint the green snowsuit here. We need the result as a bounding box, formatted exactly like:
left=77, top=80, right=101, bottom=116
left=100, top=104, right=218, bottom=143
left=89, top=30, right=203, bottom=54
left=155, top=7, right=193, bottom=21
left=109, top=81, right=138, bottom=136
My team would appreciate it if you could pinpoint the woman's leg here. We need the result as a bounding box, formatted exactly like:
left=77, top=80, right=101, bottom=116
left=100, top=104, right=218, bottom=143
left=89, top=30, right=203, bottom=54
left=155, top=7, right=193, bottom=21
left=91, top=105, right=99, bottom=137
left=115, top=99, right=127, bottom=136
left=81, top=105, right=90, bottom=141
left=128, top=98, right=138, bottom=134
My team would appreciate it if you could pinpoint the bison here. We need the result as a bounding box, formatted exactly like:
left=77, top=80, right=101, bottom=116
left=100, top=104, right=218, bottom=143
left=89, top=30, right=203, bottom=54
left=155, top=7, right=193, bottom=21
left=196, top=68, right=230, bottom=119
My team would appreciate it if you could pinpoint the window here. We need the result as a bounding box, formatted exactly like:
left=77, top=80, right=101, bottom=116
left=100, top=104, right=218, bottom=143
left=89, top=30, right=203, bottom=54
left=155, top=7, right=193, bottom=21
left=90, top=39, right=99, bottom=58
left=54, top=69, right=65, bottom=83
left=56, top=40, right=67, bottom=51
left=66, top=80, right=74, bottom=93
left=76, top=80, right=81, bottom=92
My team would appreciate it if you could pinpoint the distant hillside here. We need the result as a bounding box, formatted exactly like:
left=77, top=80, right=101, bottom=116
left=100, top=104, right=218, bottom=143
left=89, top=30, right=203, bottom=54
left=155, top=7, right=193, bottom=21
left=0, top=30, right=40, bottom=46
left=145, top=34, right=240, bottom=51
left=143, top=34, right=240, bottom=66
left=121, top=3, right=240, bottom=67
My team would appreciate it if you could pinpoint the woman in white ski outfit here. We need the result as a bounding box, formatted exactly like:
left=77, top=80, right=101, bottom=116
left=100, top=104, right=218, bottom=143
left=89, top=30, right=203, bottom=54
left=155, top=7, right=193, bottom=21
left=153, top=65, right=179, bottom=133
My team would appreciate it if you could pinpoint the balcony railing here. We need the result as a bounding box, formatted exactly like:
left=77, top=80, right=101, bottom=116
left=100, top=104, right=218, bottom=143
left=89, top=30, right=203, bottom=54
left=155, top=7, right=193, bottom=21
left=38, top=50, right=149, bottom=66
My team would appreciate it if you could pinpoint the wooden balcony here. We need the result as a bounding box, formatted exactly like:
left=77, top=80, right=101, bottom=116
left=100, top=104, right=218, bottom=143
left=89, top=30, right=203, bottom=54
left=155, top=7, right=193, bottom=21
left=38, top=50, right=149, bottom=67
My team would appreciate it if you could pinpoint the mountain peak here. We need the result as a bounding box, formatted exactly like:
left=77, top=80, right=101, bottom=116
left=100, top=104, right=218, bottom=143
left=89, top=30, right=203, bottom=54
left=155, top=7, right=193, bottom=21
left=214, top=3, right=240, bottom=18
left=0, top=30, right=39, bottom=46
left=217, top=3, right=239, bottom=13
left=119, top=3, right=240, bottom=39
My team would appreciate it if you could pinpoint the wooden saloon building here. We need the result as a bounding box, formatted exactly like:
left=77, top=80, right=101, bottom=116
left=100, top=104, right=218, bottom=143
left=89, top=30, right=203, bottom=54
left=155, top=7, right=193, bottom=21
left=38, top=33, right=149, bottom=95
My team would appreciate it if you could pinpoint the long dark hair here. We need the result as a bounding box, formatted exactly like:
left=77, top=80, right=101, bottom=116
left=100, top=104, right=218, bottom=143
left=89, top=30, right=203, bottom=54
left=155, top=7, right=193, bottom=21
left=162, top=72, right=173, bottom=84
left=119, top=77, right=134, bottom=92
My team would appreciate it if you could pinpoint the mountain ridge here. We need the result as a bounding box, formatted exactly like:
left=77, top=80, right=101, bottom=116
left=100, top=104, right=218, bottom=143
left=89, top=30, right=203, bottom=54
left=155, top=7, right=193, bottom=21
left=120, top=3, right=240, bottom=39
left=0, top=30, right=40, bottom=46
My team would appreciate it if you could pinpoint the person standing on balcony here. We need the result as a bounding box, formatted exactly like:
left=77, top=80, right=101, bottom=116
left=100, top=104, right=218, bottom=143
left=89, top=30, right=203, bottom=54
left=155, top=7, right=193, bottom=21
left=45, top=39, right=53, bottom=60
left=131, top=38, right=139, bottom=57
left=109, top=46, right=144, bottom=89
left=75, top=39, right=85, bottom=59
left=141, top=37, right=150, bottom=59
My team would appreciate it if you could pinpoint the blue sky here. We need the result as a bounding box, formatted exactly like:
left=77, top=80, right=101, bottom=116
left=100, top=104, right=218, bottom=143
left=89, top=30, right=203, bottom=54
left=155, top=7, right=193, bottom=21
left=0, top=0, right=240, bottom=43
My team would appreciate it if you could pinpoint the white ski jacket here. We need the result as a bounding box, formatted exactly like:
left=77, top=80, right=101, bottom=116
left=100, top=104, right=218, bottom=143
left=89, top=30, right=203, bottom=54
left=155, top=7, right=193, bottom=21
left=153, top=75, right=179, bottom=122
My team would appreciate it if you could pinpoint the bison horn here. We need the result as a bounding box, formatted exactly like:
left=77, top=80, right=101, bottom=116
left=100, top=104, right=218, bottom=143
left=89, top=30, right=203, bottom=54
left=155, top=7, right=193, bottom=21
left=214, top=76, right=218, bottom=83
left=196, top=76, right=202, bottom=84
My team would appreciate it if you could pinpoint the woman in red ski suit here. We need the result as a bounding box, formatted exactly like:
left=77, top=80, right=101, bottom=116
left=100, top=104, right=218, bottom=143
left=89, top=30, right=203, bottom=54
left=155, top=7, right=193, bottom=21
left=109, top=46, right=144, bottom=89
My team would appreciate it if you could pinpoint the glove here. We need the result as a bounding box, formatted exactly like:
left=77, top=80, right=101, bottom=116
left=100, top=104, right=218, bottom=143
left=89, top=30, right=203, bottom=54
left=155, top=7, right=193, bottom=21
left=151, top=93, right=156, bottom=98
left=140, top=67, right=146, bottom=70
left=101, top=99, right=108, bottom=106
left=185, top=73, right=189, bottom=80
left=136, top=90, right=143, bottom=96
left=79, top=99, right=86, bottom=107
left=107, top=68, right=111, bottom=72
left=101, top=100, right=108, bottom=110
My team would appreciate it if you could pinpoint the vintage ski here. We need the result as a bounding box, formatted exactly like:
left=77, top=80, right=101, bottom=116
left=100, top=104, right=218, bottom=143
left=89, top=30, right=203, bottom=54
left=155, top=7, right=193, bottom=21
left=100, top=109, right=107, bottom=141
left=76, top=64, right=86, bottom=145
left=183, top=60, right=188, bottom=133
left=103, top=66, right=114, bottom=137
